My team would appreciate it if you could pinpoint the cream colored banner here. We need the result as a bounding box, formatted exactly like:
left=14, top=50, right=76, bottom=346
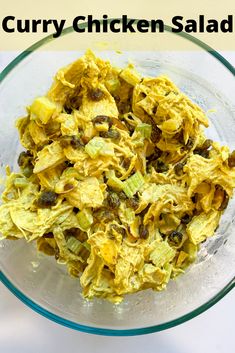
left=0, top=0, right=234, bottom=51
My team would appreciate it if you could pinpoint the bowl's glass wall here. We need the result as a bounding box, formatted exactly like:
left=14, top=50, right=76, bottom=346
left=0, top=29, right=235, bottom=333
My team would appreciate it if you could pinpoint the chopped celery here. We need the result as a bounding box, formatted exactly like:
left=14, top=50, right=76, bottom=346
left=13, top=177, right=28, bottom=188
left=82, top=241, right=91, bottom=252
left=85, top=137, right=114, bottom=158
left=62, top=167, right=84, bottom=180
left=150, top=241, right=176, bottom=267
left=119, top=66, right=141, bottom=86
left=30, top=97, right=57, bottom=124
left=132, top=138, right=144, bottom=148
left=77, top=209, right=93, bottom=231
left=123, top=171, right=145, bottom=198
left=136, top=123, right=152, bottom=139
left=85, top=137, right=105, bottom=159
left=124, top=207, right=135, bottom=223
left=67, top=236, right=82, bottom=255
left=107, top=177, right=124, bottom=191
left=106, top=170, right=124, bottom=191
left=163, top=263, right=173, bottom=283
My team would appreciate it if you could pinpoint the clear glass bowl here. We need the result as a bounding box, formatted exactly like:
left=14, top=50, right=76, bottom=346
left=0, top=22, right=235, bottom=336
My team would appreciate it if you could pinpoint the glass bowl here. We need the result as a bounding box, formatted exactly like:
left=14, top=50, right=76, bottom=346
left=0, top=22, right=235, bottom=336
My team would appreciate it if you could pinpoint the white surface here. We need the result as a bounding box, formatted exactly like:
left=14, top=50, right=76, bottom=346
left=0, top=52, right=234, bottom=353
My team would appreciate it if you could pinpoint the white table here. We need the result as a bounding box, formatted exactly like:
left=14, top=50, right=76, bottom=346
left=0, top=52, right=234, bottom=353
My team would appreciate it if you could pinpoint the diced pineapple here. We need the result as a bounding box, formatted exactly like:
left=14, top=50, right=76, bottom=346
left=135, top=123, right=152, bottom=139
left=30, top=97, right=58, bottom=124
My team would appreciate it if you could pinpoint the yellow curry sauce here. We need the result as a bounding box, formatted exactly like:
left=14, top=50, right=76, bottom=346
left=0, top=51, right=235, bottom=303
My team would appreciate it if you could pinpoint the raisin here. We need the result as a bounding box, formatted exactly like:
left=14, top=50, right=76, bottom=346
left=22, top=165, right=34, bottom=178
left=139, top=224, right=149, bottom=239
left=168, top=231, right=183, bottom=245
left=100, top=129, right=120, bottom=139
left=70, top=136, right=84, bottom=148
left=43, top=232, right=54, bottom=238
left=64, top=228, right=87, bottom=242
left=201, top=150, right=210, bottom=158
left=147, top=148, right=162, bottom=163
left=115, top=96, right=120, bottom=103
left=181, top=214, right=192, bottom=224
left=88, top=88, right=105, bottom=101
left=176, top=130, right=185, bottom=144
left=65, top=94, right=83, bottom=112
left=155, top=160, right=169, bottom=173
left=150, top=120, right=161, bottom=143
left=60, top=136, right=74, bottom=148
left=107, top=192, right=120, bottom=209
left=60, top=136, right=84, bottom=149
left=194, top=139, right=213, bottom=158
left=70, top=95, right=83, bottom=109
left=194, top=149, right=210, bottom=158
left=65, top=161, right=74, bottom=167
left=152, top=106, right=157, bottom=115
left=201, top=139, right=213, bottom=150
left=153, top=147, right=162, bottom=159
left=37, top=191, right=58, bottom=208
left=17, top=150, right=33, bottom=170
left=186, top=137, right=194, bottom=150
left=80, top=135, right=90, bottom=145
left=92, top=115, right=113, bottom=128
left=94, top=209, right=116, bottom=223
left=139, top=92, right=147, bottom=99
left=139, top=205, right=150, bottom=218
left=228, top=150, right=235, bottom=168
left=64, top=106, right=72, bottom=114
left=64, top=183, right=74, bottom=192
left=127, top=196, right=139, bottom=210
left=110, top=224, right=125, bottom=236
left=122, top=158, right=131, bottom=170
left=174, top=162, right=185, bottom=176
left=118, top=101, right=131, bottom=114
left=119, top=191, right=128, bottom=200
left=17, top=151, right=31, bottom=167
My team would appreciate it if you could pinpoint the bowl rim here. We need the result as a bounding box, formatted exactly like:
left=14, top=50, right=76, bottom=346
left=0, top=20, right=235, bottom=336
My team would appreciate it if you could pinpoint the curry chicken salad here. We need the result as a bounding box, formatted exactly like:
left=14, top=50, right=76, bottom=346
left=0, top=51, right=235, bottom=303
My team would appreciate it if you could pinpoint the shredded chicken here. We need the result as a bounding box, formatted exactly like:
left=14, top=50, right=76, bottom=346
left=0, top=50, right=235, bottom=303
